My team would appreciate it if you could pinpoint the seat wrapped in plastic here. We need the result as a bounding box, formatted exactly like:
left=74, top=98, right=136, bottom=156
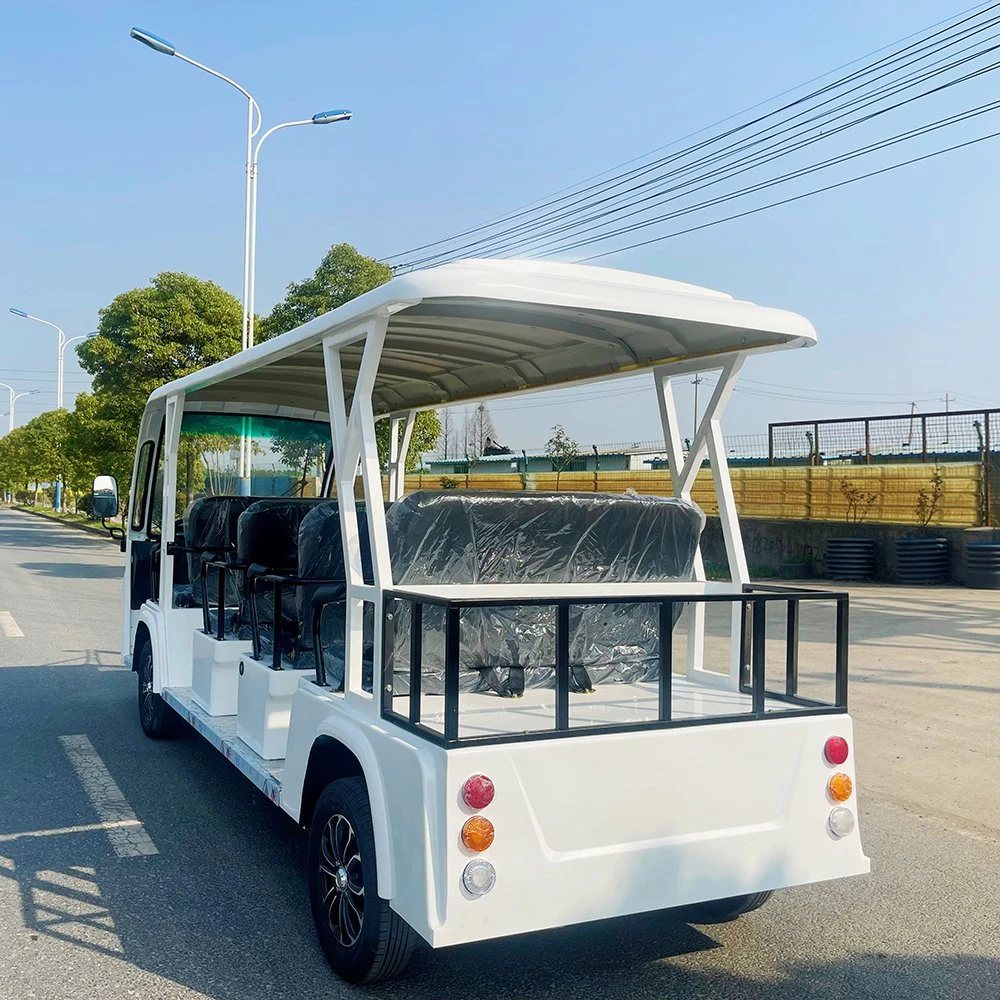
left=297, top=503, right=377, bottom=685
left=386, top=491, right=705, bottom=695
left=237, top=498, right=332, bottom=659
left=183, top=495, right=262, bottom=609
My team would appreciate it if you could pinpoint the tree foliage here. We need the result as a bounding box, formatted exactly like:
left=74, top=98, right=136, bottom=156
left=77, top=271, right=242, bottom=427
left=463, top=403, right=497, bottom=471
left=257, top=243, right=394, bottom=342
left=260, top=243, right=440, bottom=470
left=0, top=246, right=446, bottom=511
left=545, top=424, right=580, bottom=486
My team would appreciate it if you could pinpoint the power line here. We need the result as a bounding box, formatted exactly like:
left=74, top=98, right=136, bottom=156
left=385, top=3, right=998, bottom=264
left=402, top=15, right=1000, bottom=265
left=499, top=45, right=1000, bottom=258
left=576, top=123, right=1000, bottom=260
left=387, top=2, right=1000, bottom=269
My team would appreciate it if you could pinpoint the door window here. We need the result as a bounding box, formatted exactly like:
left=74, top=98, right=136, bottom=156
left=130, top=441, right=155, bottom=532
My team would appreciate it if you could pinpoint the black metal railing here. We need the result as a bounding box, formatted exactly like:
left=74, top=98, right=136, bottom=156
left=379, top=584, right=849, bottom=748
left=199, top=556, right=352, bottom=684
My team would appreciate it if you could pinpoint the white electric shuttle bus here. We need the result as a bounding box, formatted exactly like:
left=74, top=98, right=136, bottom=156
left=101, top=259, right=868, bottom=984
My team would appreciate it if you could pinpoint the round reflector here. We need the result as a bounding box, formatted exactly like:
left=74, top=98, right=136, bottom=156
left=828, top=806, right=855, bottom=838
left=462, top=774, right=495, bottom=810
left=824, top=736, right=849, bottom=765
left=461, top=816, right=495, bottom=852
left=462, top=859, right=497, bottom=896
left=828, top=773, right=853, bottom=802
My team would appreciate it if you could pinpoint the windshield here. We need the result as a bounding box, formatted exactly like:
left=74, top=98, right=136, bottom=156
left=173, top=412, right=331, bottom=518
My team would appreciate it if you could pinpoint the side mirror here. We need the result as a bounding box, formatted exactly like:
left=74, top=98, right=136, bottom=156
left=92, top=475, right=119, bottom=520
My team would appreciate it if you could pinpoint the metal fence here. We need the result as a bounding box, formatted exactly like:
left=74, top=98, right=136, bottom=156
left=768, top=407, right=999, bottom=525
left=769, top=407, right=998, bottom=466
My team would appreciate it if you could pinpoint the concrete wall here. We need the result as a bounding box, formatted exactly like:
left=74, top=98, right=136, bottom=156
left=702, top=516, right=1000, bottom=584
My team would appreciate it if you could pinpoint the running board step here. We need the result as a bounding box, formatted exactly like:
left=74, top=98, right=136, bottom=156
left=161, top=687, right=284, bottom=805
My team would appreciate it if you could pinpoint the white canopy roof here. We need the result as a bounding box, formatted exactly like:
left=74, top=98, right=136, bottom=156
left=153, top=258, right=817, bottom=416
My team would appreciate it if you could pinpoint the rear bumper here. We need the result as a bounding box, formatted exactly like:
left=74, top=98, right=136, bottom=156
left=385, top=713, right=869, bottom=947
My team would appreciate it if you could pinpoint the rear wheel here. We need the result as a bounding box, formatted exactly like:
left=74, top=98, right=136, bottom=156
left=308, top=777, right=415, bottom=984
left=136, top=636, right=182, bottom=739
left=683, top=891, right=773, bottom=923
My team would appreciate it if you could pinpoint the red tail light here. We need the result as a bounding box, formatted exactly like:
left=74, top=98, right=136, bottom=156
left=824, top=736, right=849, bottom=765
left=462, top=774, right=495, bottom=810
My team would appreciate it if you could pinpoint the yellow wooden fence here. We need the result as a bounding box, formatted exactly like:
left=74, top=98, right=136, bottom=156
left=386, top=463, right=982, bottom=527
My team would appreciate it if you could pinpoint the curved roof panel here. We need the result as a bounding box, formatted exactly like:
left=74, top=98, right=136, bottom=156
left=155, top=258, right=817, bottom=415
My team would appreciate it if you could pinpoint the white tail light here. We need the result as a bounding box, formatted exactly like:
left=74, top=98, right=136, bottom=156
left=462, top=860, right=496, bottom=896
left=828, top=807, right=855, bottom=838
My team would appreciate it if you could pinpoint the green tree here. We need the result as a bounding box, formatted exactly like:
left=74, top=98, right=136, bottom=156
left=545, top=424, right=580, bottom=487
left=71, top=273, right=243, bottom=506
left=0, top=427, right=31, bottom=494
left=375, top=414, right=442, bottom=473
left=259, top=243, right=440, bottom=470
left=64, top=392, right=135, bottom=500
left=0, top=412, right=69, bottom=504
left=257, top=243, right=394, bottom=341
left=77, top=272, right=242, bottom=427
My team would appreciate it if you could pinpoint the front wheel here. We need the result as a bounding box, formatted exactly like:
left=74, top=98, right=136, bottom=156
left=136, top=637, right=182, bottom=739
left=682, top=890, right=773, bottom=923
left=308, top=777, right=415, bottom=984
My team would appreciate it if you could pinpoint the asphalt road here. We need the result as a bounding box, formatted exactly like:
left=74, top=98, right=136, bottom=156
left=0, top=507, right=997, bottom=999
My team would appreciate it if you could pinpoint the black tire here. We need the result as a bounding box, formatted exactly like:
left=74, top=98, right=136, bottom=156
left=683, top=890, right=773, bottom=923
left=308, top=777, right=415, bottom=984
left=136, top=636, right=183, bottom=739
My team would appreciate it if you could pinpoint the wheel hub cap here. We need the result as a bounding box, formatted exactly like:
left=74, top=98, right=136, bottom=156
left=318, top=813, right=365, bottom=948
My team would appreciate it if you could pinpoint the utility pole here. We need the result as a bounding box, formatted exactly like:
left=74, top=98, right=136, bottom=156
left=907, top=402, right=917, bottom=448
left=942, top=392, right=953, bottom=444
left=691, top=375, right=703, bottom=439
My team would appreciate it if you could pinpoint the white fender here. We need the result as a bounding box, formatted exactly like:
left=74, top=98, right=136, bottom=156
left=283, top=700, right=397, bottom=900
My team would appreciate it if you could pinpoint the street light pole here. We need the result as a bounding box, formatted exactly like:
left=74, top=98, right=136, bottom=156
left=246, top=110, right=352, bottom=347
left=130, top=29, right=352, bottom=492
left=4, top=317, right=95, bottom=510
left=0, top=383, right=41, bottom=434
left=129, top=29, right=260, bottom=355
left=9, top=308, right=67, bottom=408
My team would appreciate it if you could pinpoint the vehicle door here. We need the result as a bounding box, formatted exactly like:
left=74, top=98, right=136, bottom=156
left=123, top=404, right=165, bottom=659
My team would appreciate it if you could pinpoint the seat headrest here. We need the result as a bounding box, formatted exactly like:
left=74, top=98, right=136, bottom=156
left=183, top=495, right=262, bottom=550
left=237, top=498, right=332, bottom=569
left=385, top=490, right=705, bottom=584
left=298, top=503, right=380, bottom=587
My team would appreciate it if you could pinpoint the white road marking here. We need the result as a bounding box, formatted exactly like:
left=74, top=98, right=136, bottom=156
left=0, top=820, right=143, bottom=844
left=58, top=735, right=158, bottom=858
left=0, top=611, right=24, bottom=637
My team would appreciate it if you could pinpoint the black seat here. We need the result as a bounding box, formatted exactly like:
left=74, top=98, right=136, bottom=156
left=297, top=503, right=377, bottom=687
left=386, top=491, right=704, bottom=696
left=237, top=498, right=332, bottom=661
left=183, top=495, right=262, bottom=610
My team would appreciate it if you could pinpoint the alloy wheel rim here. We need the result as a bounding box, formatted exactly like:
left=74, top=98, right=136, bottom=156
left=318, top=813, right=364, bottom=947
left=141, top=655, right=154, bottom=722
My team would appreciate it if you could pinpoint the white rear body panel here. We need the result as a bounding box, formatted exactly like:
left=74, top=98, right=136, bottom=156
left=281, top=687, right=868, bottom=948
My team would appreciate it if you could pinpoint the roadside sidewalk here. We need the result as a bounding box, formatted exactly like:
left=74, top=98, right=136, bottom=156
left=5, top=504, right=116, bottom=540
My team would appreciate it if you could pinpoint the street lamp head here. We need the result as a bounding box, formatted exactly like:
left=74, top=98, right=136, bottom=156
left=311, top=109, right=353, bottom=125
left=129, top=27, right=176, bottom=57
left=9, top=308, right=28, bottom=318
left=26, top=390, right=40, bottom=397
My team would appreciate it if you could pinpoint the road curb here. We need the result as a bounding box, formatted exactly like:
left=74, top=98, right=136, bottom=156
left=7, top=505, right=116, bottom=540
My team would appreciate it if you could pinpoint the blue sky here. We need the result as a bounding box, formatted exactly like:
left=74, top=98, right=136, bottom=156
left=1, top=1, right=997, bottom=450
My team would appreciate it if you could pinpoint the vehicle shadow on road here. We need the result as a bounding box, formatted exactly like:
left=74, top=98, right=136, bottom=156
left=1, top=831, right=996, bottom=1000
left=18, top=561, right=124, bottom=580
left=0, top=511, right=117, bottom=549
